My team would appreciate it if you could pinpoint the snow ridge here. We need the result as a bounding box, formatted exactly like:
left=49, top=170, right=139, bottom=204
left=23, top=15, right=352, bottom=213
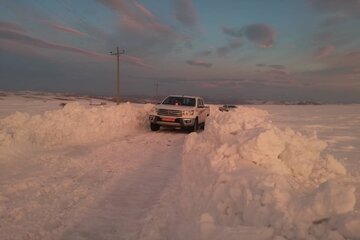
left=0, top=102, right=153, bottom=147
left=168, top=107, right=358, bottom=240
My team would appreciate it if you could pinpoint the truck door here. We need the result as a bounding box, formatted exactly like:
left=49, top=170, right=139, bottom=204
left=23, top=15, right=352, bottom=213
left=197, top=98, right=205, bottom=123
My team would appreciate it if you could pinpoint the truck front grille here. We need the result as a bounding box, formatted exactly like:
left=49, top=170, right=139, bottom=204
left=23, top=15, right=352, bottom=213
left=157, top=109, right=182, bottom=117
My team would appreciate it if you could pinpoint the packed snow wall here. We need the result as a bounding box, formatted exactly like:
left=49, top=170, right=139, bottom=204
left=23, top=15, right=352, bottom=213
left=0, top=102, right=153, bottom=148
left=180, top=107, right=359, bottom=240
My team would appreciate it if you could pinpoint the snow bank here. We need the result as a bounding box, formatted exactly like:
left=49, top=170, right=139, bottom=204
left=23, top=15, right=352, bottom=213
left=177, top=107, right=358, bottom=240
left=0, top=102, right=153, bottom=148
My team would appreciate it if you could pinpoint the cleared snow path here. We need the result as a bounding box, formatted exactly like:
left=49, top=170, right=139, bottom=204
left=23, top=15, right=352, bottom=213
left=0, top=130, right=185, bottom=240
left=60, top=131, right=185, bottom=240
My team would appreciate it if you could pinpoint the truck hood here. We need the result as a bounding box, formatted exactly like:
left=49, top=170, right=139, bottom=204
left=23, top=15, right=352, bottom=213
left=156, top=104, right=195, bottom=111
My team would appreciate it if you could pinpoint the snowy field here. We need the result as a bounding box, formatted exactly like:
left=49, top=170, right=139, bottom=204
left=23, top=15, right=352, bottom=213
left=0, top=91, right=359, bottom=240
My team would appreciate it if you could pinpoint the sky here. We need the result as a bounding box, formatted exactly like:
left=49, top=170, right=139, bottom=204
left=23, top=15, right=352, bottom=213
left=1, top=0, right=360, bottom=103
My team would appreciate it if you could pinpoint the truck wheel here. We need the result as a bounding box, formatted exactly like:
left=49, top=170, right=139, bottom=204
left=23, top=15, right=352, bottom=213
left=188, top=119, right=198, bottom=133
left=150, top=123, right=160, bottom=131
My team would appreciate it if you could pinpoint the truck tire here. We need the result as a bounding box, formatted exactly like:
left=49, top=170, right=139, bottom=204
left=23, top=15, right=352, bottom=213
left=188, top=119, right=198, bottom=133
left=150, top=123, right=160, bottom=131
left=201, top=122, right=205, bottom=130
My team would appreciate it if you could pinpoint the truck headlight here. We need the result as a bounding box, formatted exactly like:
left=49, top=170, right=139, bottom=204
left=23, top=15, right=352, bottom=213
left=182, top=110, right=194, bottom=116
left=150, top=107, right=157, bottom=115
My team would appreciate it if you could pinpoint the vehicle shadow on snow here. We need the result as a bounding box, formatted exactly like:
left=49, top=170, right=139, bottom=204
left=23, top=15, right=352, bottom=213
left=154, top=127, right=204, bottom=134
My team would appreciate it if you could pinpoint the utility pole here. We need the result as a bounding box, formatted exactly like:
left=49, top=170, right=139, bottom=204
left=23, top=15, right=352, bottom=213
left=110, top=47, right=125, bottom=105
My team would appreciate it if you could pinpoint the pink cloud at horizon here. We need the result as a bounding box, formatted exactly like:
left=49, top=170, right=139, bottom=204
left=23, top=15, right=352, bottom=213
left=48, top=23, right=87, bottom=36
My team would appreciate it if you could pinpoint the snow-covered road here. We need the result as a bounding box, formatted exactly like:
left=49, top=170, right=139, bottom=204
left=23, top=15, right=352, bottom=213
left=1, top=130, right=185, bottom=240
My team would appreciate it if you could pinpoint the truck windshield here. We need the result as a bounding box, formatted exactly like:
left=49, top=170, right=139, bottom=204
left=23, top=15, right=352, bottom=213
left=162, top=96, right=196, bottom=106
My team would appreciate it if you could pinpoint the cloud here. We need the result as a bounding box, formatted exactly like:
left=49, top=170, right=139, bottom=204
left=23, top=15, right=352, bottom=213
left=327, top=51, right=360, bottom=68
left=256, top=63, right=287, bottom=72
left=133, top=1, right=156, bottom=20
left=221, top=23, right=276, bottom=48
left=199, top=79, right=246, bottom=89
left=307, top=50, right=360, bottom=79
left=313, top=32, right=333, bottom=42
left=120, top=15, right=174, bottom=37
left=216, top=46, right=231, bottom=57
left=2, top=2, right=107, bottom=40
left=268, top=64, right=287, bottom=70
left=216, top=39, right=242, bottom=57
left=256, top=63, right=267, bottom=67
left=196, top=50, right=212, bottom=57
left=196, top=77, right=295, bottom=90
left=268, top=69, right=289, bottom=76
left=313, top=45, right=335, bottom=59
left=351, top=67, right=360, bottom=74
left=121, top=54, right=152, bottom=68
left=97, top=0, right=178, bottom=38
left=0, top=27, right=101, bottom=58
left=186, top=60, right=212, bottom=68
left=228, top=39, right=242, bottom=48
left=0, top=21, right=24, bottom=32
left=48, top=23, right=87, bottom=36
left=0, top=21, right=150, bottom=67
left=298, top=65, right=360, bottom=89
left=221, top=26, right=242, bottom=38
left=346, top=51, right=360, bottom=57
left=199, top=82, right=218, bottom=89
left=96, top=0, right=127, bottom=12
left=308, top=0, right=360, bottom=16
left=254, top=64, right=289, bottom=76
left=174, top=0, right=197, bottom=27
left=96, top=0, right=185, bottom=57
left=244, top=24, right=276, bottom=48
left=321, top=15, right=349, bottom=27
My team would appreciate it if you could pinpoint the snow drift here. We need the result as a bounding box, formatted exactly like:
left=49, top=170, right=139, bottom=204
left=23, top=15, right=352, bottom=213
left=0, top=102, right=153, bottom=148
left=175, top=107, right=359, bottom=240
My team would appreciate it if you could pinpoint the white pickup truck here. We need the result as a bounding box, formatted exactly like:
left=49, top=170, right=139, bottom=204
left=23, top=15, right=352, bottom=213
left=149, top=95, right=210, bottom=132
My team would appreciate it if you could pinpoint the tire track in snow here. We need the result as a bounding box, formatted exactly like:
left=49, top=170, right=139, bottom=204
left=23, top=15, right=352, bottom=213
left=61, top=131, right=185, bottom=240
